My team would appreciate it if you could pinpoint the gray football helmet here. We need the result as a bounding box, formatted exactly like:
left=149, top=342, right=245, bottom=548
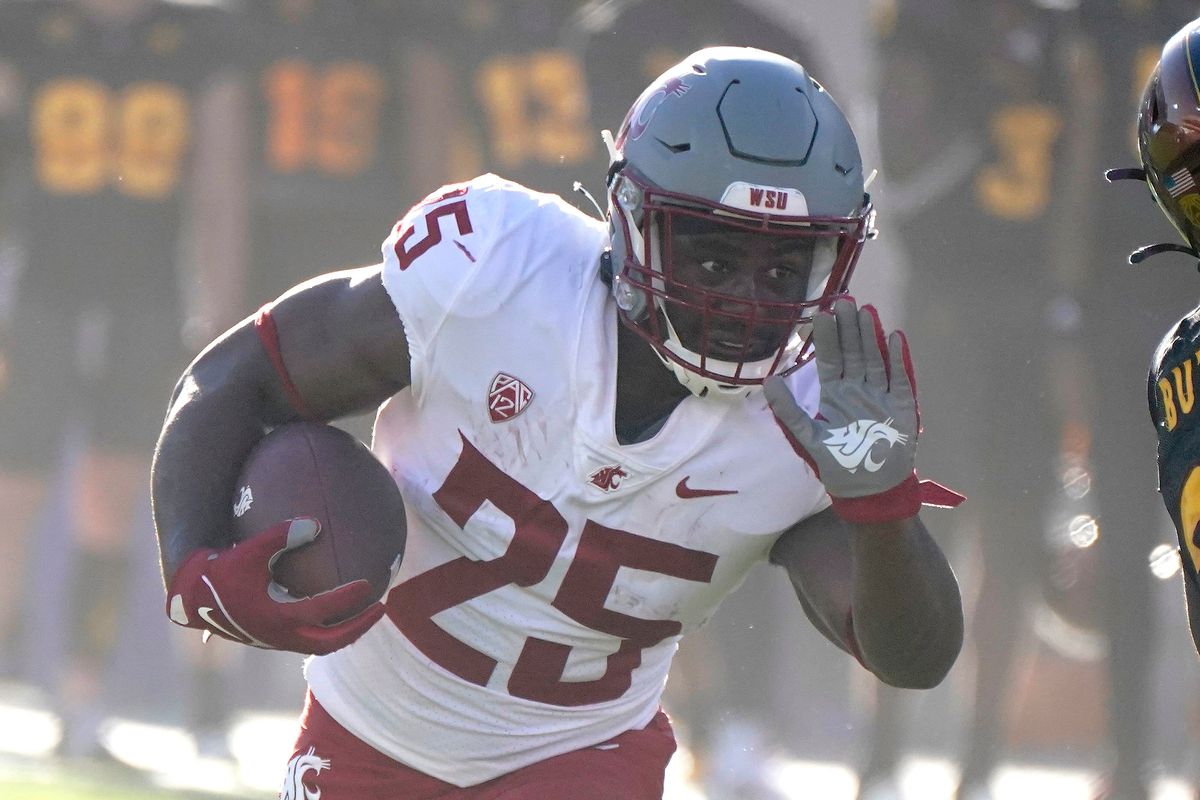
left=605, top=46, right=875, bottom=398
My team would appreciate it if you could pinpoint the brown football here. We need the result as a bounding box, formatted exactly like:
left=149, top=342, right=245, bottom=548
left=230, top=422, right=406, bottom=610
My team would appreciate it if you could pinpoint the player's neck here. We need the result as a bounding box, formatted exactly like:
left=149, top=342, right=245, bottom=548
left=614, top=320, right=689, bottom=445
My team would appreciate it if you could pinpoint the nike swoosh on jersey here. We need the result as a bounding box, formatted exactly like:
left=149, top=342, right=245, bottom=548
left=675, top=477, right=738, bottom=499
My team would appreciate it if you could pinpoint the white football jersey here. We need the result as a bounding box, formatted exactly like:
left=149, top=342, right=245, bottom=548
left=304, top=174, right=830, bottom=786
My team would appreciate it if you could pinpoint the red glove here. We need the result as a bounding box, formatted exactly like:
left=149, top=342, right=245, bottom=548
left=166, top=518, right=384, bottom=655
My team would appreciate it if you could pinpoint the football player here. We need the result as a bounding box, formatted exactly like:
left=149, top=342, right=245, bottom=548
left=152, top=48, right=964, bottom=798
left=0, top=0, right=243, bottom=756
left=1114, top=16, right=1200, bottom=662
left=1094, top=4, right=1200, bottom=799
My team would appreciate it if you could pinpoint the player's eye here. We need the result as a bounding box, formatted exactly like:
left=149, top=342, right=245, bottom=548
left=765, top=265, right=800, bottom=281
left=698, top=259, right=732, bottom=276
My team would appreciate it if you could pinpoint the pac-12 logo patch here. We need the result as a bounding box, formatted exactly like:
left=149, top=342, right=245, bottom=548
left=488, top=372, right=534, bottom=422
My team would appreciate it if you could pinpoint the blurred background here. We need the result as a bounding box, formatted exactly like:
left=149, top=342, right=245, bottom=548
left=0, top=0, right=1198, bottom=798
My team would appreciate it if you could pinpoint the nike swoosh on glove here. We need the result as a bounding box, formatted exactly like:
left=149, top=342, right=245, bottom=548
left=166, top=518, right=385, bottom=655
left=766, top=298, right=964, bottom=523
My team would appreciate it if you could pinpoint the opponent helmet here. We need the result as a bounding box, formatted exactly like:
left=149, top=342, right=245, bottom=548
left=605, top=46, right=875, bottom=399
left=1108, top=18, right=1200, bottom=264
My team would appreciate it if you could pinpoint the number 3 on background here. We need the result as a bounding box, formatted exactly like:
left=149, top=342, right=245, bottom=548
left=385, top=433, right=717, bottom=706
left=975, top=103, right=1061, bottom=221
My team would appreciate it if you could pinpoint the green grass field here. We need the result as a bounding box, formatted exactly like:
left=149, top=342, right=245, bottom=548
left=0, top=760, right=235, bottom=800
left=0, top=779, right=234, bottom=800
left=1, top=783, right=184, bottom=800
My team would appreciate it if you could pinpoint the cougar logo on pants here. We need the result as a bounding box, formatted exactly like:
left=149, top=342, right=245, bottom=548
left=282, top=746, right=331, bottom=800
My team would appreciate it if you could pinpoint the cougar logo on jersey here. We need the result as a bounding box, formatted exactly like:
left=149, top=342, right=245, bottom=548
left=822, top=418, right=908, bottom=473
left=487, top=373, right=534, bottom=422
left=233, top=485, right=253, bottom=517
left=589, top=465, right=629, bottom=492
left=281, top=746, right=330, bottom=800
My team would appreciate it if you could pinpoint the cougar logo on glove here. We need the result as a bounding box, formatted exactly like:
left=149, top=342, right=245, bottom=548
left=822, top=418, right=908, bottom=473
left=282, top=746, right=330, bottom=800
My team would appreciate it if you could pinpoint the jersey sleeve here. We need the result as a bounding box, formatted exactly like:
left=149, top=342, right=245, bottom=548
left=379, top=173, right=606, bottom=387
left=1149, top=305, right=1200, bottom=580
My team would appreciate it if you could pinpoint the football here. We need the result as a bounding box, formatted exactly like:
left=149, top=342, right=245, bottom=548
left=231, top=422, right=406, bottom=610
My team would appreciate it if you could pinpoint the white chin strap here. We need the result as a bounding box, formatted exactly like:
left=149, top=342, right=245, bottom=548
left=651, top=235, right=834, bottom=400
left=655, top=307, right=803, bottom=400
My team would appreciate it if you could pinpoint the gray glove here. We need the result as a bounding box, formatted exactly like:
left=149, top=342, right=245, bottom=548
left=766, top=298, right=959, bottom=522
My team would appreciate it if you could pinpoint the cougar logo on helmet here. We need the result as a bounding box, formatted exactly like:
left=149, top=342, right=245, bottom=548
left=624, top=76, right=692, bottom=143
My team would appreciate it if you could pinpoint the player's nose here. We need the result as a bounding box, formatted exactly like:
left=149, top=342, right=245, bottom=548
left=710, top=266, right=758, bottom=299
left=712, top=268, right=768, bottom=307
